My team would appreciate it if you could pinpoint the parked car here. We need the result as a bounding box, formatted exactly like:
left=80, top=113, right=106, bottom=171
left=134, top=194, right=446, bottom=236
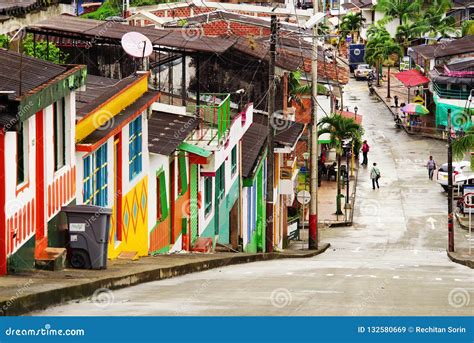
left=301, top=0, right=313, bottom=9
left=436, top=161, right=474, bottom=192
left=354, top=64, right=372, bottom=80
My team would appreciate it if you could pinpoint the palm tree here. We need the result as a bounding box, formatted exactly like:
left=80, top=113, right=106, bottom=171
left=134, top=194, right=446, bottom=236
left=453, top=126, right=474, bottom=168
left=395, top=16, right=424, bottom=55
left=339, top=12, right=366, bottom=43
left=288, top=70, right=328, bottom=106
left=365, top=26, right=401, bottom=88
left=376, top=0, right=423, bottom=25
left=415, top=0, right=458, bottom=37
left=318, top=114, right=361, bottom=215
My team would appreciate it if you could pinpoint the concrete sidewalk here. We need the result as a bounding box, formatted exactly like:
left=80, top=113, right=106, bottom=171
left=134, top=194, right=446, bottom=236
left=317, top=165, right=359, bottom=226
left=372, top=69, right=445, bottom=141
left=0, top=245, right=330, bottom=316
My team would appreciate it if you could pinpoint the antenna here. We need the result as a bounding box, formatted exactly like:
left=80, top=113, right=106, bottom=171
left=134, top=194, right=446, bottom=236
left=121, top=32, right=153, bottom=58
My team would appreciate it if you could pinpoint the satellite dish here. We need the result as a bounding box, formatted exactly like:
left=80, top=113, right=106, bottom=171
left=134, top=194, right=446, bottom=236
left=121, top=32, right=153, bottom=58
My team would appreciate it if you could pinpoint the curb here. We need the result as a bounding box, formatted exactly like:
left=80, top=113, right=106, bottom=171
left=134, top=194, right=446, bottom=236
left=0, top=243, right=330, bottom=316
left=447, top=251, right=474, bottom=269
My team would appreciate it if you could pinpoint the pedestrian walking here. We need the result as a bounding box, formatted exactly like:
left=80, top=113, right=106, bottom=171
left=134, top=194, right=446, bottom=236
left=427, top=156, right=437, bottom=180
left=361, top=140, right=370, bottom=165
left=370, top=163, right=381, bottom=189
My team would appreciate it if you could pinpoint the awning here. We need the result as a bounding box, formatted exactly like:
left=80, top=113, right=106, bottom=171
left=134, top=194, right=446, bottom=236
left=318, top=132, right=331, bottom=144
left=395, top=69, right=430, bottom=88
left=178, top=142, right=212, bottom=158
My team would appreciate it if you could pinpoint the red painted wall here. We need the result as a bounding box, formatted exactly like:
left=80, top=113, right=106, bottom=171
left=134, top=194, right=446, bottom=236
left=0, top=130, right=6, bottom=275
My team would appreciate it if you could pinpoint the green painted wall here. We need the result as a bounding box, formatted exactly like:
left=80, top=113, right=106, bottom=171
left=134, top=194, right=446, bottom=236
left=8, top=235, right=35, bottom=273
left=201, top=178, right=239, bottom=244
left=190, top=164, right=199, bottom=245
left=243, top=156, right=266, bottom=253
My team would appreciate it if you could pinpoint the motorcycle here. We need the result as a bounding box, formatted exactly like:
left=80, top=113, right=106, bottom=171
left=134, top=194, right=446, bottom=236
left=367, top=72, right=375, bottom=95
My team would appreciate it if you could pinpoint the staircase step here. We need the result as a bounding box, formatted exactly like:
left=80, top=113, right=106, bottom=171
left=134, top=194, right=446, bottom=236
left=192, top=237, right=213, bottom=253
left=35, top=247, right=67, bottom=271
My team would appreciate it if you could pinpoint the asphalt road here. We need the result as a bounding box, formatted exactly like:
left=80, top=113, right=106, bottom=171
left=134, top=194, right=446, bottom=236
left=34, top=79, right=474, bottom=316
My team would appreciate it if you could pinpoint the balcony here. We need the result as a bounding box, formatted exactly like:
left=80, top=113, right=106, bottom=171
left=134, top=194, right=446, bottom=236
left=188, top=93, right=231, bottom=148
left=433, top=82, right=472, bottom=100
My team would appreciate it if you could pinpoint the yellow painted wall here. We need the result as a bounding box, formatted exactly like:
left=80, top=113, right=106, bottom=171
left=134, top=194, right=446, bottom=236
left=76, top=76, right=148, bottom=143
left=108, top=177, right=149, bottom=259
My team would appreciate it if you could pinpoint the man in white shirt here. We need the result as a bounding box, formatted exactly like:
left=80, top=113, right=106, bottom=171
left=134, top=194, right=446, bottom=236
left=426, top=156, right=437, bottom=180
left=370, top=163, right=381, bottom=190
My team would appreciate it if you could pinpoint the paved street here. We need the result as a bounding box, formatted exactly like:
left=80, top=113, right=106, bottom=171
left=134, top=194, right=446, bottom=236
left=34, top=80, right=474, bottom=316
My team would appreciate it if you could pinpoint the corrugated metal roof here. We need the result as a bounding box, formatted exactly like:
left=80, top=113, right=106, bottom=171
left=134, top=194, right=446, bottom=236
left=76, top=75, right=139, bottom=120
left=0, top=48, right=67, bottom=100
left=241, top=122, right=267, bottom=179
left=410, top=36, right=474, bottom=59
left=148, top=111, right=199, bottom=156
left=29, top=15, right=237, bottom=54
left=253, top=112, right=305, bottom=148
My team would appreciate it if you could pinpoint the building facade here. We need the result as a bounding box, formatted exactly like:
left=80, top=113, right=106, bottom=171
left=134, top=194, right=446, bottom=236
left=74, top=73, right=159, bottom=260
left=0, top=49, right=86, bottom=275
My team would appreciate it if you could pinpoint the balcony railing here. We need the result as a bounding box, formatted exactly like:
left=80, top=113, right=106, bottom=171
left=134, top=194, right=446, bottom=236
left=433, top=83, right=472, bottom=100
left=191, top=93, right=231, bottom=144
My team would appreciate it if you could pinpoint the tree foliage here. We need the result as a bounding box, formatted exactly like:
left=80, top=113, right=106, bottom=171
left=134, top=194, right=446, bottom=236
left=375, top=0, right=423, bottom=25
left=462, top=20, right=474, bottom=36
left=21, top=34, right=67, bottom=64
left=0, top=34, right=66, bottom=64
left=339, top=12, right=366, bottom=43
left=318, top=114, right=361, bottom=214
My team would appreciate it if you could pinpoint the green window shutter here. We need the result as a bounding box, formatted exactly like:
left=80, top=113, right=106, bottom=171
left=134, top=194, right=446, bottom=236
left=178, top=152, right=188, bottom=195
left=204, top=177, right=212, bottom=215
left=159, top=171, right=169, bottom=220
left=231, top=146, right=237, bottom=176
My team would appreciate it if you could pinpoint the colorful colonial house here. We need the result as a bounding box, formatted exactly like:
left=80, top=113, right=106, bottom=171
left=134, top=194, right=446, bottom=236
left=0, top=49, right=86, bottom=275
left=273, top=119, right=305, bottom=249
left=74, top=72, right=160, bottom=260
left=178, top=95, right=253, bottom=250
left=147, top=104, right=198, bottom=254
left=241, top=122, right=267, bottom=253
left=253, top=112, right=304, bottom=250
left=429, top=59, right=474, bottom=129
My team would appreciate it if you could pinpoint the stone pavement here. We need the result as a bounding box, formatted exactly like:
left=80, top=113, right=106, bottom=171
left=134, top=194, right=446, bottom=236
left=0, top=245, right=330, bottom=316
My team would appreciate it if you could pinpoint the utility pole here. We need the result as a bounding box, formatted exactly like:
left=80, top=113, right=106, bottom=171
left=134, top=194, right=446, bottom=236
left=447, top=109, right=455, bottom=252
left=266, top=15, right=277, bottom=253
left=309, top=0, right=319, bottom=250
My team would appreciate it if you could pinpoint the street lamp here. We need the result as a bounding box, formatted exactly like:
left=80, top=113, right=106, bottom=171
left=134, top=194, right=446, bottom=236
left=354, top=106, right=358, bottom=120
